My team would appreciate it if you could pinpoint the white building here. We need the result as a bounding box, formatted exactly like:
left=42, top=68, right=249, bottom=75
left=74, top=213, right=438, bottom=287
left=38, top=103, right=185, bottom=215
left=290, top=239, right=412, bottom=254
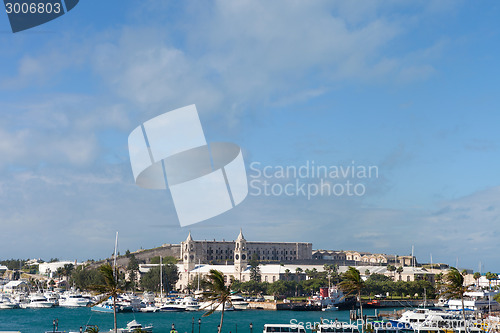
left=2, top=280, right=28, bottom=293
left=38, top=261, right=82, bottom=278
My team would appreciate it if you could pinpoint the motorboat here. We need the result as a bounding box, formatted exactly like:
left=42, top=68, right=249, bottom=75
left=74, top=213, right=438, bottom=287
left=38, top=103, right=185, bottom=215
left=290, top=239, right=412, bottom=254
left=59, top=291, right=91, bottom=307
left=389, top=308, right=473, bottom=330
left=91, top=297, right=131, bottom=313
left=230, top=295, right=249, bottom=310
left=321, top=305, right=339, bottom=312
left=21, top=293, right=54, bottom=308
left=44, top=291, right=60, bottom=306
left=0, top=295, right=18, bottom=309
left=448, top=290, right=500, bottom=312
left=140, top=302, right=159, bottom=313
left=118, top=293, right=143, bottom=312
left=308, top=286, right=356, bottom=310
left=176, top=296, right=200, bottom=311
left=158, top=298, right=186, bottom=312
left=109, top=320, right=153, bottom=333
left=199, top=300, right=235, bottom=312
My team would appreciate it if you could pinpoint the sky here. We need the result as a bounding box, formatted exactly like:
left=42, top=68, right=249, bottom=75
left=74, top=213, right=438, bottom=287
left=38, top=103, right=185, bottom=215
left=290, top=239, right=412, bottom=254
left=0, top=1, right=499, bottom=272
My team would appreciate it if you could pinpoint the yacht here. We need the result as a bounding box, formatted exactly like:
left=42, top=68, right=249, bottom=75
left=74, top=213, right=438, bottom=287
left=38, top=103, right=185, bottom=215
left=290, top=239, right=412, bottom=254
left=140, top=302, right=159, bottom=313
left=176, top=296, right=200, bottom=311
left=21, top=293, right=54, bottom=308
left=108, top=320, right=153, bottom=333
left=448, top=290, right=500, bottom=312
left=389, top=308, right=473, bottom=330
left=59, top=292, right=91, bottom=307
left=158, top=298, right=186, bottom=312
left=0, top=295, right=18, bottom=309
left=199, top=300, right=235, bottom=312
left=91, top=300, right=116, bottom=313
left=308, top=286, right=356, bottom=310
left=44, top=291, right=60, bottom=306
left=230, top=295, right=249, bottom=310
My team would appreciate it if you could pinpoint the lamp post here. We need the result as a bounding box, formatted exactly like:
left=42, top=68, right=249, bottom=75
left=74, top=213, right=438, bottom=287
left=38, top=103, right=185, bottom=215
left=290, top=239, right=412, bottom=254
left=198, top=318, right=201, bottom=333
left=250, top=323, right=253, bottom=333
left=192, top=317, right=195, bottom=333
left=53, top=320, right=56, bottom=333
left=172, top=323, right=176, bottom=333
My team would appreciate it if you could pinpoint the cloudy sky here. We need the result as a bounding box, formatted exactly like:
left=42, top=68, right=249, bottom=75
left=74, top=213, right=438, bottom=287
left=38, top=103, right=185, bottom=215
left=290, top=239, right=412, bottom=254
left=0, top=1, right=499, bottom=271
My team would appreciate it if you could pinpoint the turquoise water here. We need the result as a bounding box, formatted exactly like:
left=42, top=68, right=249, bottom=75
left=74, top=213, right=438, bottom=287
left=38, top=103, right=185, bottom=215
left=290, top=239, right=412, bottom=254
left=0, top=308, right=384, bottom=333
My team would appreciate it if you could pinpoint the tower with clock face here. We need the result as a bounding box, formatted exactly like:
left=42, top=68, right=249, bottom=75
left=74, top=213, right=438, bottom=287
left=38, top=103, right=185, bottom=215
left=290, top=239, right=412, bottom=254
left=234, top=229, right=248, bottom=275
left=182, top=231, right=196, bottom=272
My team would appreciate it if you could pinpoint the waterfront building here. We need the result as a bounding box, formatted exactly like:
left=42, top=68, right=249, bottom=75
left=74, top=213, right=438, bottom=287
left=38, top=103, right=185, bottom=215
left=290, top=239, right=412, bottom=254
left=312, top=250, right=417, bottom=267
left=38, top=260, right=83, bottom=278
left=180, top=229, right=312, bottom=268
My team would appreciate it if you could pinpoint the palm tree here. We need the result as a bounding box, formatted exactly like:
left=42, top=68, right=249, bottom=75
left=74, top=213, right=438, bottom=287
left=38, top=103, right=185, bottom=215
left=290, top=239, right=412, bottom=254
left=339, top=267, right=365, bottom=333
left=284, top=269, right=291, bottom=281
left=89, top=264, right=121, bottom=333
left=62, top=263, right=74, bottom=281
left=473, top=272, right=481, bottom=287
left=486, top=272, right=498, bottom=290
left=396, top=266, right=403, bottom=281
left=202, top=269, right=233, bottom=333
left=440, top=268, right=469, bottom=332
left=295, top=267, right=303, bottom=281
left=387, top=265, right=396, bottom=281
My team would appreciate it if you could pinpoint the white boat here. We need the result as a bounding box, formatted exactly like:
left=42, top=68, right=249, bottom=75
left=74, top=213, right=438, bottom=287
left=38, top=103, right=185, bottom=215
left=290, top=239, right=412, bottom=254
left=0, top=295, right=18, bottom=309
left=308, top=286, right=356, bottom=310
left=59, top=292, right=91, bottom=307
left=230, top=295, right=249, bottom=310
left=389, top=308, right=473, bottom=330
left=43, top=291, right=60, bottom=306
left=321, top=305, right=339, bottom=312
left=118, top=293, right=143, bottom=311
left=21, top=293, right=54, bottom=308
left=448, top=290, right=500, bottom=312
left=176, top=296, right=200, bottom=311
left=109, top=320, right=153, bottom=333
left=199, top=300, right=235, bottom=312
left=140, top=302, right=159, bottom=313
left=158, top=298, right=186, bottom=312
left=91, top=300, right=116, bottom=313
left=263, top=324, right=306, bottom=333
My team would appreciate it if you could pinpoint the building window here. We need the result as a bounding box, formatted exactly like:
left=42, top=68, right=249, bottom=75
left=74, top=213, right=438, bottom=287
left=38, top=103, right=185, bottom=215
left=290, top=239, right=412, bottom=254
left=265, top=276, right=268, bottom=282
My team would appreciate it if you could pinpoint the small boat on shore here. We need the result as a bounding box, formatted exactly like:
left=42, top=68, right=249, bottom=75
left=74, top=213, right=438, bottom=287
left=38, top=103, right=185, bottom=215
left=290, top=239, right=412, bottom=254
left=0, top=295, right=18, bottom=309
left=109, top=320, right=153, bottom=333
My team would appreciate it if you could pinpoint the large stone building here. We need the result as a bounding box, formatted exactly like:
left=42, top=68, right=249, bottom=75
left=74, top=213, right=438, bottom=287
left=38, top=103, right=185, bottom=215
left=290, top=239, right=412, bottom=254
left=176, top=230, right=312, bottom=290
left=312, top=250, right=417, bottom=267
left=180, top=229, right=313, bottom=269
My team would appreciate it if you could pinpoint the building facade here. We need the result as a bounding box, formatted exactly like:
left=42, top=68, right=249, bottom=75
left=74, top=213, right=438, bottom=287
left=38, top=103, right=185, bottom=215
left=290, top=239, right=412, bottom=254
left=180, top=230, right=312, bottom=266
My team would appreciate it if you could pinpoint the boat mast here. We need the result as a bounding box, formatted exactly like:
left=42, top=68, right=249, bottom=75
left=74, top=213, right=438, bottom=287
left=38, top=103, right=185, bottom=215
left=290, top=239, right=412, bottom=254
left=197, top=259, right=200, bottom=293
left=113, top=232, right=119, bottom=281
left=160, top=255, right=163, bottom=302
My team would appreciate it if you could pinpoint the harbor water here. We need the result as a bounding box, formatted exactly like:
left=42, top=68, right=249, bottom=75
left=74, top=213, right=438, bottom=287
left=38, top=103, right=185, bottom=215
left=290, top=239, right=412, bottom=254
left=0, top=308, right=387, bottom=333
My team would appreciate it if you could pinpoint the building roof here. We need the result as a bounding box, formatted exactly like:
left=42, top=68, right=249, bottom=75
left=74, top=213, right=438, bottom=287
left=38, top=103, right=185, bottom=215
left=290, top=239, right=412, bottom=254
left=4, top=280, right=27, bottom=288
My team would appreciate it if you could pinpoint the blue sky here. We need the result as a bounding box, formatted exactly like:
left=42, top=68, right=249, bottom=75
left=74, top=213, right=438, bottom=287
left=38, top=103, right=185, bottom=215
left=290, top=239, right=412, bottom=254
left=0, top=1, right=499, bottom=272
